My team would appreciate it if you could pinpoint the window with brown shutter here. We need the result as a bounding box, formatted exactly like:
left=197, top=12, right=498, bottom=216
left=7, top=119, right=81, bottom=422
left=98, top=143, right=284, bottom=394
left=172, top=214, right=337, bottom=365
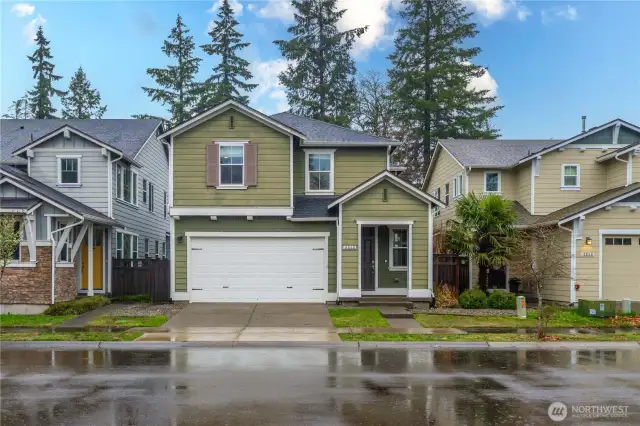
left=206, top=143, right=220, bottom=186
left=244, top=143, right=258, bottom=186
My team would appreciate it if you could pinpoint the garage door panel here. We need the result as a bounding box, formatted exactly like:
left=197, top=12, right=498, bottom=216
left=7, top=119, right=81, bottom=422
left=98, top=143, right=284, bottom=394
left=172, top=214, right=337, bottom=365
left=602, top=235, right=640, bottom=301
left=189, top=236, right=326, bottom=302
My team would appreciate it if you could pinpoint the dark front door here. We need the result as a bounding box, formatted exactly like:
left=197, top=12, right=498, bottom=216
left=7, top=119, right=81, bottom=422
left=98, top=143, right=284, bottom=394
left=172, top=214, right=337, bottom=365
left=361, top=227, right=375, bottom=291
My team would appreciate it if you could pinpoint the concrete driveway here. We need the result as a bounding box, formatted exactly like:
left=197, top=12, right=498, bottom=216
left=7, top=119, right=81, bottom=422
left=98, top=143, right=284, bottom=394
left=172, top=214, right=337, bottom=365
left=163, top=303, right=334, bottom=329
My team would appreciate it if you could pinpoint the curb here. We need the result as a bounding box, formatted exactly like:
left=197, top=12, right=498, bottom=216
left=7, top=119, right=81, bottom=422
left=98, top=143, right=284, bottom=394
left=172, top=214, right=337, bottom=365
left=1, top=341, right=638, bottom=350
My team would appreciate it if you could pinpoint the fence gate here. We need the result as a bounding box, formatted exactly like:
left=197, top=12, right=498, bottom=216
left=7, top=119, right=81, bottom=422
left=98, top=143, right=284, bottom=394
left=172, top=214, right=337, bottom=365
left=111, top=258, right=170, bottom=303
left=433, top=254, right=470, bottom=296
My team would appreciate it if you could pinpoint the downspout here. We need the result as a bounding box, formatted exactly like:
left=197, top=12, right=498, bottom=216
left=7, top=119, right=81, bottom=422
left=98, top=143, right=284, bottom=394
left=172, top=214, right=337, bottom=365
left=108, top=152, right=124, bottom=218
left=613, top=152, right=630, bottom=186
left=558, top=219, right=577, bottom=305
left=49, top=218, right=84, bottom=304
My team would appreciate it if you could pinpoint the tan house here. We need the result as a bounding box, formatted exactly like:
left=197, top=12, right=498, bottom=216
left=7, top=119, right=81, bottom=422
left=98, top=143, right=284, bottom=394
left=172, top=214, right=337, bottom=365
left=424, top=118, right=640, bottom=304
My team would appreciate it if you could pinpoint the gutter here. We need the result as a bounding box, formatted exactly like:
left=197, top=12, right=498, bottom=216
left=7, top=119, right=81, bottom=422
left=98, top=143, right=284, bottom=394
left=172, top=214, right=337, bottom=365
left=107, top=152, right=124, bottom=218
left=613, top=151, right=631, bottom=186
left=49, top=217, right=84, bottom=305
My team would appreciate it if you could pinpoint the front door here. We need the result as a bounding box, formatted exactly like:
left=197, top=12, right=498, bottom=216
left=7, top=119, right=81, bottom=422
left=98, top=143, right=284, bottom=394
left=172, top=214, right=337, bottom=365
left=81, top=229, right=104, bottom=291
left=361, top=227, right=375, bottom=291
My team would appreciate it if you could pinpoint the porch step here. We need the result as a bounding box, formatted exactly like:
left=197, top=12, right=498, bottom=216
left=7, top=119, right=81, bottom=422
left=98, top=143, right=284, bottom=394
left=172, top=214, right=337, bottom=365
left=376, top=306, right=415, bottom=319
left=358, top=300, right=413, bottom=309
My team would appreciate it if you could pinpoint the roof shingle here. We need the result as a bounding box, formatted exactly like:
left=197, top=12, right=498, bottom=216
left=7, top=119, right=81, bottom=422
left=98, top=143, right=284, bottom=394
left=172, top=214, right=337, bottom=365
left=292, top=195, right=338, bottom=218
left=440, top=139, right=557, bottom=168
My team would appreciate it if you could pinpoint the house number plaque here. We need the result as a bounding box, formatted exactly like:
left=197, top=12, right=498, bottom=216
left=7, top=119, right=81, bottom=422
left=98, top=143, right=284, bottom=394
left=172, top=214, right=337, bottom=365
left=579, top=252, right=596, bottom=257
left=342, top=245, right=357, bottom=251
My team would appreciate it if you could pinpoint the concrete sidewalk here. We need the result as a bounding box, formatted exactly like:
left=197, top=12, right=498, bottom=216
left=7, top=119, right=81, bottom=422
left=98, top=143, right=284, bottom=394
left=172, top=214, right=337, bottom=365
left=56, top=305, right=121, bottom=329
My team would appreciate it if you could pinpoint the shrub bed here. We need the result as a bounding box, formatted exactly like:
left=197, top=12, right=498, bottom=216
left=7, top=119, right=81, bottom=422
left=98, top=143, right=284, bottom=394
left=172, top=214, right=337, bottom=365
left=487, top=290, right=517, bottom=310
left=44, top=296, right=111, bottom=316
left=458, top=289, right=488, bottom=309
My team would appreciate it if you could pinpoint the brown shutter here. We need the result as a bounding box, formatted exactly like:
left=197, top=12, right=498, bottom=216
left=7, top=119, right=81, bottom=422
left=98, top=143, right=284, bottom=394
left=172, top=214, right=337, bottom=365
left=206, top=143, right=219, bottom=187
left=244, top=143, right=258, bottom=187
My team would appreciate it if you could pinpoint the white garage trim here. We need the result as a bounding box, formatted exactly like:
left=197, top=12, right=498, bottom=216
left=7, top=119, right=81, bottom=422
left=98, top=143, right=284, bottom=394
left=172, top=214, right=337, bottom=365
left=598, top=229, right=640, bottom=299
left=171, top=207, right=294, bottom=217
left=186, top=232, right=330, bottom=302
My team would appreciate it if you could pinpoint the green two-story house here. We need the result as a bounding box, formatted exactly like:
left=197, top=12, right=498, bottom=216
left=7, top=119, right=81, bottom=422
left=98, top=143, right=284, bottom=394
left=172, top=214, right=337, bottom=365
left=161, top=100, right=444, bottom=303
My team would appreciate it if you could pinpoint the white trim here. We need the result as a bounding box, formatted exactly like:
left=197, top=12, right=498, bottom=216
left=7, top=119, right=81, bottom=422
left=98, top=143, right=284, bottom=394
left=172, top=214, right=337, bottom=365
left=570, top=219, right=578, bottom=304
left=185, top=231, right=330, bottom=238
left=408, top=222, right=413, bottom=292
left=6, top=262, right=37, bottom=268
left=0, top=176, right=83, bottom=221
left=627, top=152, right=633, bottom=186
left=170, top=218, right=176, bottom=295
left=561, top=164, right=580, bottom=189
left=558, top=187, right=640, bottom=225
left=483, top=170, right=502, bottom=193
left=357, top=220, right=414, bottom=226
left=423, top=143, right=465, bottom=190
left=428, top=203, right=434, bottom=291
left=218, top=142, right=245, bottom=187
left=214, top=140, right=249, bottom=145
left=171, top=292, right=189, bottom=301
left=304, top=149, right=335, bottom=195
left=169, top=136, right=174, bottom=207
left=598, top=229, right=640, bottom=300
left=596, top=144, right=640, bottom=163
left=56, top=262, right=75, bottom=268
left=612, top=202, right=640, bottom=207
left=289, top=135, right=294, bottom=209
left=374, top=226, right=379, bottom=291
left=337, top=204, right=343, bottom=297
left=159, top=99, right=306, bottom=139
left=56, top=155, right=82, bottom=187
left=519, top=119, right=640, bottom=164
left=363, top=288, right=408, bottom=296
left=407, top=289, right=433, bottom=299
left=612, top=123, right=621, bottom=144
left=388, top=227, right=409, bottom=271
left=133, top=122, right=163, bottom=160
left=357, top=222, right=362, bottom=291
left=565, top=144, right=628, bottom=150
left=170, top=207, right=293, bottom=217
left=302, top=141, right=400, bottom=147
left=288, top=217, right=338, bottom=222
left=330, top=171, right=445, bottom=208
left=530, top=159, right=538, bottom=214
left=20, top=241, right=51, bottom=247
left=339, top=289, right=362, bottom=298
left=216, top=185, right=247, bottom=190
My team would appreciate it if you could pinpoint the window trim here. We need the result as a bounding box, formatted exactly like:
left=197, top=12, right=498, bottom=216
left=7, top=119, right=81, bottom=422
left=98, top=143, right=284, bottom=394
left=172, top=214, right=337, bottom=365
left=432, top=190, right=440, bottom=217
left=304, top=149, right=335, bottom=195
left=56, top=155, right=81, bottom=187
left=148, top=182, right=154, bottom=212
left=115, top=163, right=139, bottom=206
left=444, top=183, right=450, bottom=205
left=116, top=230, right=139, bottom=259
left=561, top=164, right=581, bottom=190
left=142, top=179, right=148, bottom=203
left=454, top=173, right=463, bottom=198
left=144, top=238, right=149, bottom=258
left=161, top=242, right=166, bottom=259
left=217, top=141, right=247, bottom=189
left=155, top=240, right=159, bottom=258
left=483, top=170, right=502, bottom=193
left=389, top=227, right=409, bottom=271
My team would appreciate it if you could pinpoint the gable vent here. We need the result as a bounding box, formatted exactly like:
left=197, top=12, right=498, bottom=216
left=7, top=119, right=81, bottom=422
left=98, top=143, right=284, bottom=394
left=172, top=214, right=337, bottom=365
left=229, top=115, right=235, bottom=129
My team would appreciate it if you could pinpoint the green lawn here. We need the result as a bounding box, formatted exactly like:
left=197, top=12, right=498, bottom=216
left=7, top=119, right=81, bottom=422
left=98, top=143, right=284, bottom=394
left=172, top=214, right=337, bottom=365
left=329, top=308, right=390, bottom=328
left=88, top=316, right=168, bottom=328
left=414, top=309, right=613, bottom=329
left=340, top=332, right=640, bottom=342
left=0, top=314, right=73, bottom=328
left=0, top=332, right=143, bottom=341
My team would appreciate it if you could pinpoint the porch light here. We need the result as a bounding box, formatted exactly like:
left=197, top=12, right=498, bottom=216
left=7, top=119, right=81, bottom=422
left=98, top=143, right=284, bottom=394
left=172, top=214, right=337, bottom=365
left=585, top=237, right=592, bottom=246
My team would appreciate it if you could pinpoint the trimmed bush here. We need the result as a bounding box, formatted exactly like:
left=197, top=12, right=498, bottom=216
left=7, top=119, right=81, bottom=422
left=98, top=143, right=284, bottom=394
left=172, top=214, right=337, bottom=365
left=44, top=296, right=111, bottom=316
left=458, top=289, right=488, bottom=309
left=487, top=290, right=517, bottom=310
left=434, top=283, right=458, bottom=308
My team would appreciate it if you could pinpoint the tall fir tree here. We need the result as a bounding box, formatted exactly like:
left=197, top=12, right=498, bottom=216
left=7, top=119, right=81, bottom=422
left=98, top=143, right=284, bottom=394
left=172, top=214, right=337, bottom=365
left=27, top=26, right=66, bottom=119
left=143, top=14, right=201, bottom=125
left=275, top=0, right=367, bottom=127
left=2, top=94, right=32, bottom=119
left=388, top=0, right=502, bottom=182
left=199, top=0, right=257, bottom=109
left=61, top=67, right=107, bottom=119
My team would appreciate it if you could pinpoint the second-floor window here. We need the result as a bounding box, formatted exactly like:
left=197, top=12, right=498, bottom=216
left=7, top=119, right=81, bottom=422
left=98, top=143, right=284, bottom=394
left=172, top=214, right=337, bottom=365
left=305, top=150, right=334, bottom=193
left=116, top=164, right=138, bottom=205
left=57, top=156, right=81, bottom=186
left=453, top=173, right=463, bottom=198
left=444, top=183, right=450, bottom=205
left=484, top=171, right=501, bottom=193
left=142, top=179, right=148, bottom=203
left=220, top=145, right=244, bottom=186
left=148, top=182, right=155, bottom=212
left=562, top=164, right=580, bottom=189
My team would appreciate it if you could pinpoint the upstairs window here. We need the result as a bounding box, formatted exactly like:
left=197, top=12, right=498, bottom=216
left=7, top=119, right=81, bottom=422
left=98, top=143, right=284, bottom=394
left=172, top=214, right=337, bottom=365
left=484, top=171, right=501, bottom=193
left=562, top=164, right=580, bottom=189
left=148, top=182, right=155, bottom=212
left=432, top=189, right=440, bottom=217
left=220, top=145, right=244, bottom=186
left=453, top=173, right=463, bottom=198
left=116, top=164, right=138, bottom=205
left=305, top=150, right=334, bottom=193
left=57, top=156, right=81, bottom=185
left=444, top=183, right=450, bottom=205
left=142, top=179, right=148, bottom=203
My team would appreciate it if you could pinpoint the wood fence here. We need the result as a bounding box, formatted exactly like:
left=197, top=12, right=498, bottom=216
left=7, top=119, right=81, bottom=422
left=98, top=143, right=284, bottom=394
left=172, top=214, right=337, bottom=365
left=111, top=258, right=171, bottom=303
left=433, top=254, right=470, bottom=296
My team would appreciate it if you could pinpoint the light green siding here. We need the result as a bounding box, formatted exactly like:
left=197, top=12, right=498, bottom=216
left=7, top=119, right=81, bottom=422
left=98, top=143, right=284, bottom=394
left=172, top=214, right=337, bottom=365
left=341, top=180, right=430, bottom=290
left=173, top=109, right=291, bottom=207
left=174, top=218, right=337, bottom=293
left=294, top=147, right=387, bottom=195
left=377, top=226, right=407, bottom=288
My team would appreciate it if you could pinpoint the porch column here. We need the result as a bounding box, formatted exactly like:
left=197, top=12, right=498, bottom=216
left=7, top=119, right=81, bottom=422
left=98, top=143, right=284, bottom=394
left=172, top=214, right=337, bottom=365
left=87, top=223, right=94, bottom=296
left=106, top=229, right=112, bottom=294
left=408, top=222, right=413, bottom=292
left=428, top=203, right=434, bottom=293
left=357, top=222, right=362, bottom=291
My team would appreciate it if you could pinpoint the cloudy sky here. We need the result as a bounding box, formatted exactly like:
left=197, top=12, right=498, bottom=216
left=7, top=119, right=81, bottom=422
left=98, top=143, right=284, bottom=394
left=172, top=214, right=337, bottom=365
left=2, top=0, right=639, bottom=138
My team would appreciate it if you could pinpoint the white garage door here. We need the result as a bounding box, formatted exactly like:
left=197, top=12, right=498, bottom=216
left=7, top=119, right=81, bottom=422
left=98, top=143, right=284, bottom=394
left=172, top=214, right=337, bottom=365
left=602, top=235, right=640, bottom=301
left=189, top=235, right=326, bottom=302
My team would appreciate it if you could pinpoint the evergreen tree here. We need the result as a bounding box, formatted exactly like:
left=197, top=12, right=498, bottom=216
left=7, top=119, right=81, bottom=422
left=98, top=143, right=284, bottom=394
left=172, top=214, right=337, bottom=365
left=61, top=67, right=107, bottom=119
left=199, top=0, right=257, bottom=109
left=275, top=0, right=367, bottom=127
left=388, top=0, right=502, bottom=181
left=143, top=14, right=202, bottom=125
left=2, top=94, right=31, bottom=119
left=27, top=26, right=65, bottom=119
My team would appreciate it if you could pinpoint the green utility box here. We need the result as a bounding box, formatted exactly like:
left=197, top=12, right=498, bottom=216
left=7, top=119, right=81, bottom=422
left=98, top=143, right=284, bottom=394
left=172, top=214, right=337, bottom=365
left=577, top=299, right=616, bottom=318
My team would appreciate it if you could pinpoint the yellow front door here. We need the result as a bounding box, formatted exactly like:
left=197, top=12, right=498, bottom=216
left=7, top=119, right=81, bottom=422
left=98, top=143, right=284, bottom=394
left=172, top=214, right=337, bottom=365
left=81, top=234, right=103, bottom=291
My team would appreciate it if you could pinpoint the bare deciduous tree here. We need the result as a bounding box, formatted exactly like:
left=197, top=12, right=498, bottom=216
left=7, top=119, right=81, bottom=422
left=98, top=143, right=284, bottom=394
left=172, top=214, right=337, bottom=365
left=0, top=216, right=23, bottom=283
left=512, top=226, right=574, bottom=339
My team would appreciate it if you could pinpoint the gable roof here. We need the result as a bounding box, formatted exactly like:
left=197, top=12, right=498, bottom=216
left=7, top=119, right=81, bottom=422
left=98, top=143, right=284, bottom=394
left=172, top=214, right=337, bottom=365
left=0, top=164, right=118, bottom=226
left=159, top=99, right=306, bottom=139
left=328, top=171, right=445, bottom=209
left=596, top=140, right=640, bottom=163
left=518, top=119, right=640, bottom=164
left=440, top=139, right=556, bottom=168
left=270, top=112, right=400, bottom=146
left=1, top=119, right=161, bottom=165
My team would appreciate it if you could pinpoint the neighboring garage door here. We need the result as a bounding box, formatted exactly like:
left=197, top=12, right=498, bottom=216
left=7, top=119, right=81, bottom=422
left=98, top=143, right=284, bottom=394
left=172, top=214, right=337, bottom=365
left=602, top=235, right=640, bottom=301
left=188, top=235, right=326, bottom=302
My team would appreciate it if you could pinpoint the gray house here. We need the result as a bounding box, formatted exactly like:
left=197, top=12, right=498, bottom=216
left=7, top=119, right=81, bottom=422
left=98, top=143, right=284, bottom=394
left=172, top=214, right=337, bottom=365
left=0, top=119, right=169, bottom=311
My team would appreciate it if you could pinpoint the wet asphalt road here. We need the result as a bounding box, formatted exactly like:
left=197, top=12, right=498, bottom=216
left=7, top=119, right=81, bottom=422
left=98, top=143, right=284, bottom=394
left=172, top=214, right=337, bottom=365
left=1, top=347, right=639, bottom=425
